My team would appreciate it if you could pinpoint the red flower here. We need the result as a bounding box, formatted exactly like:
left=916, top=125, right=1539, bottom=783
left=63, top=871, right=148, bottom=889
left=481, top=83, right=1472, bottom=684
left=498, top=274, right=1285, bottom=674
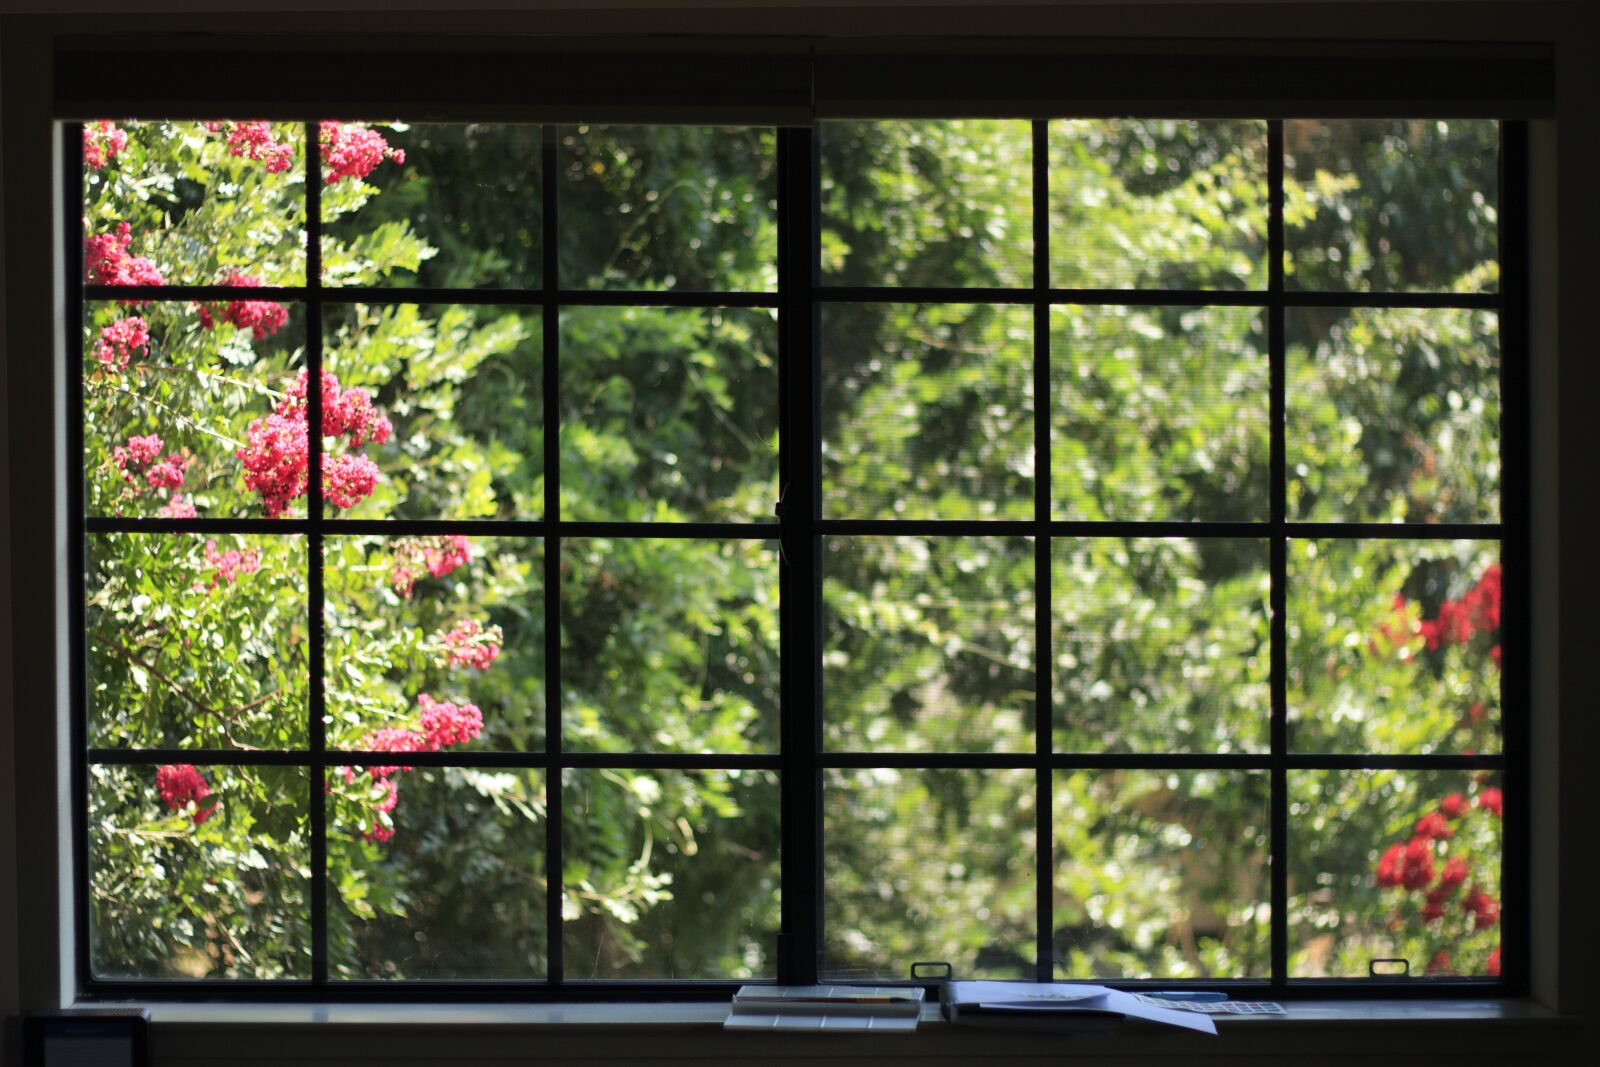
left=82, top=121, right=128, bottom=169
left=1487, top=946, right=1502, bottom=977
left=156, top=764, right=217, bottom=825
left=1414, top=811, right=1454, bottom=841
left=1463, top=889, right=1500, bottom=930
left=1437, top=857, right=1470, bottom=892
left=196, top=272, right=288, bottom=341
left=1402, top=837, right=1436, bottom=891
left=94, top=317, right=150, bottom=369
left=1425, top=950, right=1452, bottom=974
left=417, top=694, right=484, bottom=749
left=220, top=121, right=296, bottom=173
left=319, top=122, right=405, bottom=184
left=441, top=618, right=502, bottom=670
left=1477, top=787, right=1503, bottom=818
left=1439, top=793, right=1468, bottom=819
left=1420, top=901, right=1445, bottom=924
left=85, top=222, right=165, bottom=290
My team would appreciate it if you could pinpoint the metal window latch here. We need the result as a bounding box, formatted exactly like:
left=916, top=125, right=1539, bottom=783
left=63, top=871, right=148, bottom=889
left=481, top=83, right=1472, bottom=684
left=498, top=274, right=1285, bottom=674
left=1369, top=958, right=1410, bottom=977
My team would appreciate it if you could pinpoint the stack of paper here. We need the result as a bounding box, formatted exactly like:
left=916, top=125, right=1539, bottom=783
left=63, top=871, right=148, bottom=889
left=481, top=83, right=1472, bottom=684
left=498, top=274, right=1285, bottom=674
left=941, top=981, right=1217, bottom=1035
left=724, top=985, right=926, bottom=1033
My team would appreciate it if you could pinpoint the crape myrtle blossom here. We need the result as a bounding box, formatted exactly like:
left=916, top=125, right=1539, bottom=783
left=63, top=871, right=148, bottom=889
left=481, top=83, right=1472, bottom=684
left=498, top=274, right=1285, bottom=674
left=113, top=433, right=189, bottom=493
left=237, top=369, right=391, bottom=517
left=84, top=222, right=165, bottom=294
left=440, top=618, right=503, bottom=670
left=195, top=271, right=289, bottom=340
left=202, top=539, right=261, bottom=590
left=341, top=694, right=484, bottom=843
left=156, top=764, right=217, bottom=826
left=205, top=121, right=296, bottom=174
left=82, top=121, right=128, bottom=170
left=389, top=535, right=472, bottom=598
left=319, top=122, right=406, bottom=184
left=94, top=316, right=151, bottom=370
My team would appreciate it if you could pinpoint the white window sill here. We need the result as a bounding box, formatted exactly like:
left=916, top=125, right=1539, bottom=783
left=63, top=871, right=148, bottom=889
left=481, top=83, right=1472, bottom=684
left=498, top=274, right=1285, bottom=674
left=73, top=998, right=1575, bottom=1065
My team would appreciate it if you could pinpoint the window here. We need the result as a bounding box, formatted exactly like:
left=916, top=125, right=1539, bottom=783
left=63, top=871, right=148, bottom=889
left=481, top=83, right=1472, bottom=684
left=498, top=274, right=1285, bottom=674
left=71, top=116, right=1519, bottom=995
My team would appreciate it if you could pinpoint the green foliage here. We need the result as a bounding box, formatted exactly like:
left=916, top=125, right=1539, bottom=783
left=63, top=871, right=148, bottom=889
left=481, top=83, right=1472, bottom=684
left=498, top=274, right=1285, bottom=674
left=84, top=116, right=1502, bottom=984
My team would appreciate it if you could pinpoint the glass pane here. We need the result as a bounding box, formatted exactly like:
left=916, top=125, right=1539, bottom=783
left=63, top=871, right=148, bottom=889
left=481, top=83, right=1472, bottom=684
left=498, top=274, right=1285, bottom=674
left=322, top=304, right=543, bottom=520
left=823, top=536, right=1035, bottom=753
left=560, top=306, right=777, bottom=523
left=1051, top=305, right=1268, bottom=521
left=1050, top=119, right=1267, bottom=290
left=1054, top=538, right=1269, bottom=754
left=84, top=301, right=305, bottom=520
left=821, top=303, right=1033, bottom=520
left=820, top=120, right=1033, bottom=288
left=1289, top=307, right=1499, bottom=524
left=558, top=125, right=777, bottom=291
left=329, top=768, right=546, bottom=979
left=89, top=764, right=309, bottom=979
left=326, top=536, right=544, bottom=752
left=1054, top=770, right=1269, bottom=979
left=1284, top=119, right=1499, bottom=293
left=83, top=119, right=306, bottom=286
left=87, top=534, right=308, bottom=749
left=822, top=768, right=1035, bottom=979
left=1289, top=540, right=1501, bottom=754
left=1291, top=770, right=1503, bottom=978
left=321, top=122, right=542, bottom=289
left=564, top=769, right=779, bottom=979
left=561, top=538, right=778, bottom=754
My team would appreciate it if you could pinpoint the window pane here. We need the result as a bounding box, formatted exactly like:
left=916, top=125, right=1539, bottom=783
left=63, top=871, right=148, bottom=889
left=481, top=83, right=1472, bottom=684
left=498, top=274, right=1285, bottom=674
left=326, top=536, right=544, bottom=753
left=1054, top=538, right=1270, bottom=754
left=82, top=119, right=306, bottom=287
left=1051, top=305, right=1268, bottom=521
left=321, top=122, right=541, bottom=289
left=560, top=306, right=777, bottom=522
left=558, top=125, right=777, bottom=292
left=821, top=120, right=1033, bottom=288
left=84, top=301, right=305, bottom=520
left=1289, top=307, right=1499, bottom=524
left=564, top=769, right=779, bottom=979
left=823, top=768, right=1035, bottom=979
left=561, top=538, right=778, bottom=754
left=89, top=764, right=309, bottom=979
left=1054, top=770, right=1269, bottom=979
left=1284, top=120, right=1499, bottom=293
left=87, top=534, right=308, bottom=750
left=821, top=303, right=1034, bottom=520
left=329, top=768, right=546, bottom=979
left=1289, top=540, right=1501, bottom=754
left=322, top=304, right=543, bottom=520
left=1049, top=119, right=1267, bottom=290
left=1291, top=770, right=1503, bottom=978
left=823, top=536, right=1035, bottom=753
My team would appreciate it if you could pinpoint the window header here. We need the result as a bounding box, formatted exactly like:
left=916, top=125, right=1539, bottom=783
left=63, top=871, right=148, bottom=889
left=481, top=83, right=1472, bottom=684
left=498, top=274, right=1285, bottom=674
left=53, top=36, right=1554, bottom=123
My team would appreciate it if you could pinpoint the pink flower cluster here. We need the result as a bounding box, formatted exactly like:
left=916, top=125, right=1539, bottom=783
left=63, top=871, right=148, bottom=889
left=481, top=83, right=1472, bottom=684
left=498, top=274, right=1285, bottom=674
left=389, top=535, right=472, bottom=598
left=85, top=222, right=165, bottom=290
left=83, top=122, right=128, bottom=170
left=440, top=618, right=502, bottom=670
left=156, top=764, right=217, bottom=825
left=319, top=122, right=405, bottom=184
left=202, top=538, right=261, bottom=590
left=208, top=121, right=295, bottom=174
left=94, top=316, right=151, bottom=370
left=196, top=271, right=289, bottom=341
left=343, top=694, right=483, bottom=843
left=113, top=433, right=189, bottom=493
left=159, top=495, right=198, bottom=519
left=237, top=369, right=390, bottom=517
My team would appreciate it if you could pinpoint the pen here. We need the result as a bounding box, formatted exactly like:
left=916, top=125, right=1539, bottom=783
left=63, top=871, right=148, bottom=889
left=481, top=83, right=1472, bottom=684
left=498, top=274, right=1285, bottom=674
left=1147, top=991, right=1228, bottom=1002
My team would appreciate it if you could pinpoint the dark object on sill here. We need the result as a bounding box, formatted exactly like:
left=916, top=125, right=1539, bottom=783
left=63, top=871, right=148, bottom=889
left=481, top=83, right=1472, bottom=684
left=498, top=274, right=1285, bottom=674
left=1370, top=958, right=1412, bottom=977
left=22, top=1008, right=148, bottom=1067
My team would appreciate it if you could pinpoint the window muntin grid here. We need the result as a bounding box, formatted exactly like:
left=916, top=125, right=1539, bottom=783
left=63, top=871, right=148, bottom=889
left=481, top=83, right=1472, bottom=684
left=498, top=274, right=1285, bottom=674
left=70, top=118, right=1519, bottom=996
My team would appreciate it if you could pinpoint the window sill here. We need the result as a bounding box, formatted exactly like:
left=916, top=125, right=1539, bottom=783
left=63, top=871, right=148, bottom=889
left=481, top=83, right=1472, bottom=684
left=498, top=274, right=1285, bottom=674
left=82, top=998, right=1577, bottom=1065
